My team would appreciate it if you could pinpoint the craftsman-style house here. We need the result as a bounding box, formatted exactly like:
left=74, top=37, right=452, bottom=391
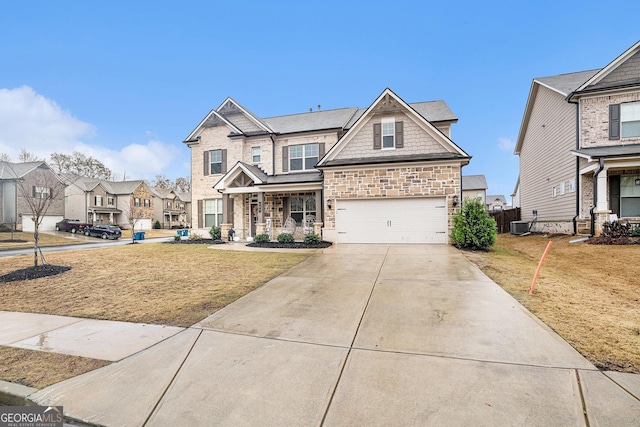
left=185, top=88, right=470, bottom=243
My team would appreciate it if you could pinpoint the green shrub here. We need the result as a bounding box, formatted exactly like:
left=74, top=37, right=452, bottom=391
left=174, top=234, right=181, bottom=241
left=254, top=233, right=270, bottom=243
left=277, top=233, right=294, bottom=244
left=631, top=226, right=640, bottom=237
left=450, top=197, right=497, bottom=250
left=303, top=233, right=321, bottom=245
left=209, top=225, right=221, bottom=240
left=154, top=220, right=161, bottom=229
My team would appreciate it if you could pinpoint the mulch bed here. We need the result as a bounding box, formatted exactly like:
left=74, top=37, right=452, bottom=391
left=163, top=239, right=226, bottom=245
left=247, top=241, right=333, bottom=249
left=0, top=239, right=28, bottom=243
left=0, top=264, right=72, bottom=283
left=589, top=236, right=640, bottom=245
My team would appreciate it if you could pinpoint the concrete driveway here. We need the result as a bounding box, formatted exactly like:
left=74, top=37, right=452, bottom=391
left=31, top=244, right=640, bottom=426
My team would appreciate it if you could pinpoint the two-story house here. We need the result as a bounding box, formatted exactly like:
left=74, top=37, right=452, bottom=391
left=149, top=186, right=191, bottom=229
left=65, top=177, right=154, bottom=229
left=185, top=88, right=470, bottom=244
left=461, top=175, right=488, bottom=204
left=515, top=40, right=640, bottom=235
left=0, top=161, right=65, bottom=231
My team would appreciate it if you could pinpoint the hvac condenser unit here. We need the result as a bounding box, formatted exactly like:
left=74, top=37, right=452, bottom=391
left=510, top=221, right=529, bottom=235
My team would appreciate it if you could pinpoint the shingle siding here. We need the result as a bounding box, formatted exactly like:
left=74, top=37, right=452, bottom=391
left=519, top=85, right=577, bottom=223
left=334, top=112, right=446, bottom=161
left=590, top=51, right=640, bottom=90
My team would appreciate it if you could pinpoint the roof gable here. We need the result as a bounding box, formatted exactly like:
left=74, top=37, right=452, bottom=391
left=217, top=98, right=273, bottom=135
left=572, top=40, right=640, bottom=95
left=184, top=109, right=243, bottom=142
left=317, top=88, right=468, bottom=167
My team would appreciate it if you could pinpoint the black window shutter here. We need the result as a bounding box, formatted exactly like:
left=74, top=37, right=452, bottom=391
left=197, top=200, right=203, bottom=228
left=395, top=121, right=404, bottom=148
left=203, top=151, right=210, bottom=176
left=282, top=146, right=289, bottom=172
left=609, top=104, right=620, bottom=140
left=32, top=186, right=36, bottom=197
left=221, top=149, right=227, bottom=173
left=283, top=196, right=289, bottom=219
left=49, top=187, right=53, bottom=199
left=373, top=123, right=381, bottom=150
left=318, top=143, right=325, bottom=158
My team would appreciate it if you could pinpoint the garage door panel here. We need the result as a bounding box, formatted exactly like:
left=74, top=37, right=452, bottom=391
left=336, top=198, right=447, bottom=244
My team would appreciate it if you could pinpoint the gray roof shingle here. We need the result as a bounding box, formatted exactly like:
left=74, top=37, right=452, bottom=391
left=462, top=175, right=488, bottom=190
left=535, top=69, right=601, bottom=96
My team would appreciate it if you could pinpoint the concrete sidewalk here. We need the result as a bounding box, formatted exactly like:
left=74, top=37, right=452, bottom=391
left=18, top=245, right=640, bottom=425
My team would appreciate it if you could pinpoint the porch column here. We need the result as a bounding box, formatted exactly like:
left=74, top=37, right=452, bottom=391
left=221, top=193, right=233, bottom=242
left=314, top=189, right=323, bottom=236
left=255, top=192, right=266, bottom=236
left=596, top=167, right=608, bottom=212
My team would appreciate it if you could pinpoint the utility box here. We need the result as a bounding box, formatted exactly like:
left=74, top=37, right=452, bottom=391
left=510, top=221, right=529, bottom=235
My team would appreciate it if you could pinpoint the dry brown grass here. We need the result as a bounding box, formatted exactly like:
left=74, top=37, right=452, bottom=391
left=0, top=347, right=110, bottom=389
left=463, top=233, right=640, bottom=372
left=0, top=243, right=309, bottom=326
left=0, top=243, right=309, bottom=388
left=0, top=232, right=82, bottom=250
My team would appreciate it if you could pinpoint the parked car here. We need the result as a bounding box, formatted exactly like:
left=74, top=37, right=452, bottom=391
left=84, top=225, right=122, bottom=240
left=55, top=219, right=92, bottom=234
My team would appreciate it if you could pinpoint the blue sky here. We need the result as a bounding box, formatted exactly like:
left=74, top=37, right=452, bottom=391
left=1, top=1, right=639, bottom=199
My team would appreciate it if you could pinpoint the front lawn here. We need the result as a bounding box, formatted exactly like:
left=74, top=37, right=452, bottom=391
left=0, top=244, right=309, bottom=388
left=463, top=234, right=640, bottom=373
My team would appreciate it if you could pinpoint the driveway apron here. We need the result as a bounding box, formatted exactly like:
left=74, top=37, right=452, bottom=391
left=31, top=244, right=640, bottom=426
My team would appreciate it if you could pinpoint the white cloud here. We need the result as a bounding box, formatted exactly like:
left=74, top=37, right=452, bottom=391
left=498, top=137, right=515, bottom=151
left=0, top=86, right=181, bottom=180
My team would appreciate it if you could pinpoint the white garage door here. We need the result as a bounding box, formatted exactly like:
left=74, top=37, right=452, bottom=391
left=22, top=215, right=64, bottom=232
left=336, top=198, right=448, bottom=244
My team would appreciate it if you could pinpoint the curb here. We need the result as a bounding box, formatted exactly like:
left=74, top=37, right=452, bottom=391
left=0, top=379, right=37, bottom=406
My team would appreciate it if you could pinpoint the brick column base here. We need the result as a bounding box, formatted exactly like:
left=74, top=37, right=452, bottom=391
left=594, top=210, right=612, bottom=236
left=313, top=222, right=323, bottom=237
left=221, top=223, right=233, bottom=242
left=255, top=222, right=266, bottom=236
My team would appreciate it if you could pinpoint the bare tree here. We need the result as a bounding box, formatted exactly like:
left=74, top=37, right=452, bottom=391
left=151, top=174, right=172, bottom=189
left=18, top=149, right=42, bottom=162
left=125, top=202, right=145, bottom=244
left=10, top=162, right=66, bottom=266
left=174, top=177, right=191, bottom=193
left=50, top=151, right=112, bottom=179
left=0, top=153, right=11, bottom=162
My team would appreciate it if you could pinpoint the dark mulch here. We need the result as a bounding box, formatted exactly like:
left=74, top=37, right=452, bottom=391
left=247, top=241, right=333, bottom=249
left=589, top=236, right=640, bottom=245
left=0, top=264, right=72, bottom=283
left=0, top=239, right=27, bottom=243
left=163, top=239, right=226, bottom=245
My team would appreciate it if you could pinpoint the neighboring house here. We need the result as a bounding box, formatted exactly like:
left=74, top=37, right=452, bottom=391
left=486, top=195, right=508, bottom=212
left=184, top=88, right=470, bottom=244
left=511, top=176, right=520, bottom=208
left=149, top=186, right=192, bottom=229
left=0, top=161, right=65, bottom=231
left=65, top=177, right=154, bottom=229
left=515, top=40, right=640, bottom=235
left=461, top=175, right=488, bottom=204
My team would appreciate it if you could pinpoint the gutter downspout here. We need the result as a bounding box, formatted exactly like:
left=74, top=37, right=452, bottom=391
left=269, top=135, right=276, bottom=176
left=568, top=98, right=580, bottom=235
left=589, top=157, right=605, bottom=237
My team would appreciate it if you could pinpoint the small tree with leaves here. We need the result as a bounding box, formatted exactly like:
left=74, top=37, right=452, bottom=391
left=450, top=197, right=497, bottom=250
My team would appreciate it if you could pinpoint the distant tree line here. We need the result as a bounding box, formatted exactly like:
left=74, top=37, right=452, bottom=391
left=1, top=148, right=190, bottom=192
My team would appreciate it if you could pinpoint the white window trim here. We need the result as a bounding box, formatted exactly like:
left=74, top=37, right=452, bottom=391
left=552, top=186, right=557, bottom=198
left=621, top=101, right=640, bottom=139
left=381, top=117, right=395, bottom=150
left=289, top=144, right=319, bottom=172
left=252, top=147, right=261, bottom=163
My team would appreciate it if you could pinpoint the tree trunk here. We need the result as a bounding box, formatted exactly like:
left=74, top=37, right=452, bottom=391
left=33, top=224, right=39, bottom=267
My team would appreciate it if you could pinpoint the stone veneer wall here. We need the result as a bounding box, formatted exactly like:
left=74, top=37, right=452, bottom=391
left=322, top=163, right=461, bottom=236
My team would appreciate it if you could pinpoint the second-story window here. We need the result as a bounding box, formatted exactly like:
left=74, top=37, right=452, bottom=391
left=108, top=197, right=114, bottom=206
left=33, top=186, right=50, bottom=199
left=144, top=199, right=150, bottom=207
left=382, top=118, right=395, bottom=149
left=134, top=198, right=140, bottom=207
left=621, top=102, right=640, bottom=138
left=210, top=150, right=222, bottom=174
left=167, top=201, right=172, bottom=209
left=290, top=144, right=318, bottom=171
left=95, top=196, right=103, bottom=206
left=252, top=147, right=261, bottom=163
